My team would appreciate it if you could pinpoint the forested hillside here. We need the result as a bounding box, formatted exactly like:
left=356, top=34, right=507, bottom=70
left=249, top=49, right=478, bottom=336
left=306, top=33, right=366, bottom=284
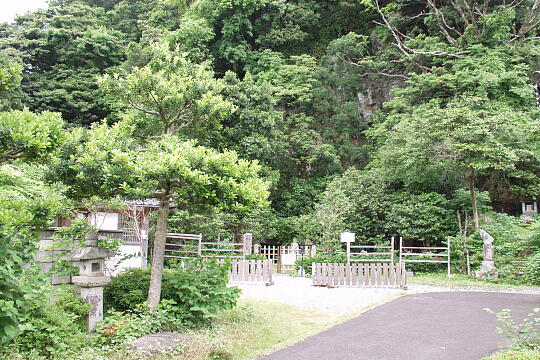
left=2, top=1, right=540, bottom=356
left=1, top=0, right=540, bottom=247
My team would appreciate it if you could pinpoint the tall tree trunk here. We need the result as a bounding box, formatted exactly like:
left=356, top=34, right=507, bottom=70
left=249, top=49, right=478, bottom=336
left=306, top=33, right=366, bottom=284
left=147, top=192, right=171, bottom=309
left=469, top=168, right=480, bottom=231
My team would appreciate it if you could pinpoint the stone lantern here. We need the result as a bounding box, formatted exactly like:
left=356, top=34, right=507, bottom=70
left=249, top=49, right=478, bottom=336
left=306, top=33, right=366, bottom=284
left=71, top=231, right=114, bottom=332
left=521, top=201, right=537, bottom=222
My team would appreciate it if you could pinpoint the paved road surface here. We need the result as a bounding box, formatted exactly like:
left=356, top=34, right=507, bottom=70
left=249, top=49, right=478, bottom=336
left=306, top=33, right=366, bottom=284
left=259, top=292, right=540, bottom=360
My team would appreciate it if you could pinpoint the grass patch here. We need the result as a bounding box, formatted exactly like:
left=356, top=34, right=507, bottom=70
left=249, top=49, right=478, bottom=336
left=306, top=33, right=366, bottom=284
left=409, top=273, right=540, bottom=291
left=170, top=297, right=356, bottom=360
left=482, top=350, right=540, bottom=360
left=103, top=294, right=399, bottom=360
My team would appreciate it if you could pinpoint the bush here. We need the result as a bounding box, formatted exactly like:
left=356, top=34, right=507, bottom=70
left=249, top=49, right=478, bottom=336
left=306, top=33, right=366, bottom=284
left=104, top=268, right=150, bottom=312
left=484, top=308, right=540, bottom=351
left=104, top=259, right=240, bottom=326
left=524, top=253, right=540, bottom=285
left=162, top=259, right=240, bottom=326
left=5, top=286, right=90, bottom=359
left=295, top=252, right=348, bottom=275
left=93, top=300, right=182, bottom=350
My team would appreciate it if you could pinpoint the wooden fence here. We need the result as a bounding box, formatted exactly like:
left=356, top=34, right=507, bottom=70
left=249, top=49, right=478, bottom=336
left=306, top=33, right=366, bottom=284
left=229, top=259, right=273, bottom=285
left=347, top=237, right=395, bottom=263
left=399, top=237, right=451, bottom=277
left=312, top=262, right=407, bottom=288
left=164, top=233, right=244, bottom=259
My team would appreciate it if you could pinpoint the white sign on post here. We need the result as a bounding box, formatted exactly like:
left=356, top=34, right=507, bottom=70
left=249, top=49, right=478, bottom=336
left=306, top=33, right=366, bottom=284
left=340, top=232, right=355, bottom=243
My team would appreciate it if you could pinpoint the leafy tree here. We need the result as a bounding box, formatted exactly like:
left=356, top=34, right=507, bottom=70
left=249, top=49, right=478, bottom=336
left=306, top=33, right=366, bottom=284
left=0, top=62, right=22, bottom=96
left=0, top=110, right=65, bottom=164
left=100, top=43, right=234, bottom=139
left=0, top=2, right=126, bottom=124
left=308, top=168, right=455, bottom=251
left=52, top=120, right=269, bottom=308
left=369, top=44, right=540, bottom=230
left=0, top=109, right=67, bottom=343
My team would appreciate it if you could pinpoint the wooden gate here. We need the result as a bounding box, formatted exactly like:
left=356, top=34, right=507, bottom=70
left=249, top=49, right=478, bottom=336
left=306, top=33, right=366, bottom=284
left=399, top=237, right=451, bottom=277
left=229, top=259, right=273, bottom=285
left=312, top=262, right=407, bottom=288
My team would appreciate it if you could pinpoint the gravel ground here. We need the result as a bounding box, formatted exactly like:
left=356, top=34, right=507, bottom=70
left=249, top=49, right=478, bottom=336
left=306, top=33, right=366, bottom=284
left=233, top=275, right=540, bottom=314
left=234, top=275, right=403, bottom=314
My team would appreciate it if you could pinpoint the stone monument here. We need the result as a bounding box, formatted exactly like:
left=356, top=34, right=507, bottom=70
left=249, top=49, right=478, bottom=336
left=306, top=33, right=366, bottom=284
left=475, top=229, right=498, bottom=279
left=71, top=231, right=114, bottom=332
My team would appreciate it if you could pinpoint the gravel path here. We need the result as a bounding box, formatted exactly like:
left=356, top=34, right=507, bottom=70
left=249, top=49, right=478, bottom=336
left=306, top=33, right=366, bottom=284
left=235, top=275, right=403, bottom=314
left=233, top=275, right=540, bottom=314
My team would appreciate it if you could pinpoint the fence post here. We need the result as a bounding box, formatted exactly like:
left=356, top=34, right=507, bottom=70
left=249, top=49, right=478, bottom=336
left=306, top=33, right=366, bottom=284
left=253, top=243, right=260, bottom=254
left=346, top=241, right=351, bottom=265
left=391, top=236, right=395, bottom=265
left=197, top=234, right=202, bottom=256
left=311, top=245, right=317, bottom=257
left=447, top=237, right=451, bottom=278
left=277, top=246, right=282, bottom=274
left=243, top=233, right=253, bottom=257
left=399, top=236, right=403, bottom=265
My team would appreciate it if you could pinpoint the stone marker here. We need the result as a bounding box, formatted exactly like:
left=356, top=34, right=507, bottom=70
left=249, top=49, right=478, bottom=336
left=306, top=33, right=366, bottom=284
left=476, top=229, right=498, bottom=279
left=131, top=332, right=189, bottom=354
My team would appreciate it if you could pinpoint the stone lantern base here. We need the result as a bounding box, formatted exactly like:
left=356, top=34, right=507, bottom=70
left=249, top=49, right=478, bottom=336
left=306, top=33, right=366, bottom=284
left=475, top=261, right=499, bottom=280
left=72, top=275, right=111, bottom=332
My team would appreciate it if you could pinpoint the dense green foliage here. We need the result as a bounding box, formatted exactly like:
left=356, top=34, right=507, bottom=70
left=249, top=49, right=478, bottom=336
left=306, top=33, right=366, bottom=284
left=104, top=261, right=240, bottom=325
left=93, top=301, right=182, bottom=350
left=0, top=285, right=90, bottom=359
left=0, top=108, right=67, bottom=344
left=1, top=1, right=540, bottom=356
left=2, top=0, right=540, bottom=246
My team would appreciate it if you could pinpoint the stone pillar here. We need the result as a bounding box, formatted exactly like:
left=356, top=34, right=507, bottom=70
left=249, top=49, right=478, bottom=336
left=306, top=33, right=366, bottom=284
left=253, top=244, right=261, bottom=254
left=475, top=229, right=498, bottom=279
left=71, top=231, right=113, bottom=332
left=242, top=233, right=253, bottom=256
left=310, top=245, right=317, bottom=257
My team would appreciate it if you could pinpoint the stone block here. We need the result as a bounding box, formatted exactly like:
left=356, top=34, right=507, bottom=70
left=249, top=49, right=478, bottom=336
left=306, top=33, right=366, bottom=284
left=131, top=333, right=190, bottom=354
left=51, top=275, right=71, bottom=285
left=39, top=262, right=53, bottom=273
left=72, top=275, right=111, bottom=287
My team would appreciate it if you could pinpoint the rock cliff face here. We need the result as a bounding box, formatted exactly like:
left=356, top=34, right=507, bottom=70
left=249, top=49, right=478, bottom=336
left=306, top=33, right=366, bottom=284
left=356, top=79, right=402, bottom=124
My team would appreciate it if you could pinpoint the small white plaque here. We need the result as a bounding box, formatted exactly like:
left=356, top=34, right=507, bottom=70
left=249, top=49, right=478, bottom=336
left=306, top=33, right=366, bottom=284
left=340, top=232, right=355, bottom=243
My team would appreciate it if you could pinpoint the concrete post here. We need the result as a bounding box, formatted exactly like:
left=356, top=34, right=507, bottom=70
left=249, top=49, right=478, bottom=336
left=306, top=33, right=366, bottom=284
left=243, top=233, right=253, bottom=256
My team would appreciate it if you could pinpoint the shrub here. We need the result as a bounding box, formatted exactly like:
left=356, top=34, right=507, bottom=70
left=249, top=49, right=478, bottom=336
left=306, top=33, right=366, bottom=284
left=524, top=253, right=540, bottom=285
left=93, top=301, right=182, bottom=350
left=104, top=268, right=151, bottom=312
left=484, top=308, right=540, bottom=351
left=104, top=259, right=240, bottom=326
left=295, top=252, right=348, bottom=275
left=6, top=286, right=90, bottom=359
left=162, top=259, right=240, bottom=326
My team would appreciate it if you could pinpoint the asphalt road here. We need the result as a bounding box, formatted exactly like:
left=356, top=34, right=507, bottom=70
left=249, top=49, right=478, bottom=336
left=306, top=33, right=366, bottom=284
left=259, top=292, right=540, bottom=360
